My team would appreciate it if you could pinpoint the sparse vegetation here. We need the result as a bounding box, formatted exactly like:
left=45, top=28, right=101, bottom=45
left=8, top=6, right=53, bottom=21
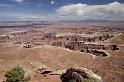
left=4, top=67, right=30, bottom=82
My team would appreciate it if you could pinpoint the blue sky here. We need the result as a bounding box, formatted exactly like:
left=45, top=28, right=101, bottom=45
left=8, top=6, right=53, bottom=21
left=0, top=0, right=124, bottom=21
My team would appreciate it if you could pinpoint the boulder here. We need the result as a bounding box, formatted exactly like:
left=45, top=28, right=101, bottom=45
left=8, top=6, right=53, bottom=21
left=60, top=67, right=102, bottom=82
left=50, top=69, right=66, bottom=75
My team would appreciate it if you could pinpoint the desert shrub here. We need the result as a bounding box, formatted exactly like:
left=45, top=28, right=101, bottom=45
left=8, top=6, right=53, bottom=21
left=4, top=67, right=30, bottom=82
left=23, top=75, right=31, bottom=82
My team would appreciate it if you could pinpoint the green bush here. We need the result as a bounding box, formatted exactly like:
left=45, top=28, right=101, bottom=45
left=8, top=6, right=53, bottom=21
left=4, top=67, right=30, bottom=82
left=24, top=76, right=31, bottom=82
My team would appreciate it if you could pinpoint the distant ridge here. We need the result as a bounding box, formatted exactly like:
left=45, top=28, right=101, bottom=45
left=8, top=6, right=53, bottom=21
left=0, top=20, right=124, bottom=23
left=60, top=19, right=124, bottom=23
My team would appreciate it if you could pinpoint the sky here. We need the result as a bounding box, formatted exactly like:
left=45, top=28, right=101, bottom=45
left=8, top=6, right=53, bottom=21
left=0, top=0, right=124, bottom=21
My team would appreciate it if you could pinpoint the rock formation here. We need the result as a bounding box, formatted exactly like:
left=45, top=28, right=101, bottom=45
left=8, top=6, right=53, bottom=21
left=60, top=67, right=102, bottom=82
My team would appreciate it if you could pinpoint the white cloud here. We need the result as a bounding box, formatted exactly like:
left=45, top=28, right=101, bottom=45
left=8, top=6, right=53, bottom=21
left=1, top=2, right=124, bottom=21
left=15, top=0, right=24, bottom=3
left=51, top=0, right=55, bottom=5
left=56, top=2, right=124, bottom=21
left=0, top=4, right=15, bottom=7
left=0, top=13, right=59, bottom=21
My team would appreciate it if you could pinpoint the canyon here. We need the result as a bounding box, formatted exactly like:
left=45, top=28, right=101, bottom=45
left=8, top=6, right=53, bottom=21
left=0, top=21, right=124, bottom=82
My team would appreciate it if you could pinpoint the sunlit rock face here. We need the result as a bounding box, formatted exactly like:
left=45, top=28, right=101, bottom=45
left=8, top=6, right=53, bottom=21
left=60, top=67, right=102, bottom=82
